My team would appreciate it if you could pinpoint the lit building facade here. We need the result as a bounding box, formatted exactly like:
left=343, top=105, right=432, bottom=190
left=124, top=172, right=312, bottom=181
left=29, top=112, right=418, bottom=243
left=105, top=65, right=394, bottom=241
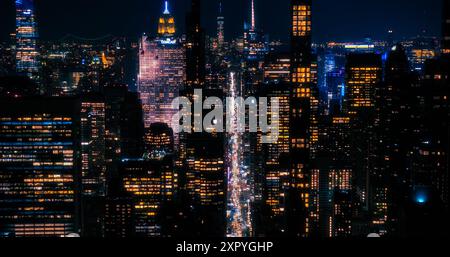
left=243, top=0, right=269, bottom=62
left=80, top=97, right=106, bottom=197
left=15, top=0, right=40, bottom=79
left=289, top=0, right=313, bottom=237
left=121, top=155, right=175, bottom=237
left=217, top=2, right=225, bottom=50
left=158, top=1, right=176, bottom=37
left=138, top=1, right=185, bottom=129
left=345, top=53, right=384, bottom=234
left=0, top=98, right=80, bottom=237
left=345, top=54, right=381, bottom=114
left=310, top=114, right=353, bottom=237
left=419, top=57, right=449, bottom=209
left=258, top=83, right=291, bottom=227
left=263, top=55, right=291, bottom=84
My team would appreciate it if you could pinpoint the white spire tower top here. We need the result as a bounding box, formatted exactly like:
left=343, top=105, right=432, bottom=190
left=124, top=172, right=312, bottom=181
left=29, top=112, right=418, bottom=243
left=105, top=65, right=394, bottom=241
left=164, top=0, right=170, bottom=14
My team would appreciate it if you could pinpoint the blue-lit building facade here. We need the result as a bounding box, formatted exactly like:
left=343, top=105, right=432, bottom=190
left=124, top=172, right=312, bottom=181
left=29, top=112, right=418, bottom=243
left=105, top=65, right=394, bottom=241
left=0, top=98, right=80, bottom=237
left=15, top=0, right=40, bottom=79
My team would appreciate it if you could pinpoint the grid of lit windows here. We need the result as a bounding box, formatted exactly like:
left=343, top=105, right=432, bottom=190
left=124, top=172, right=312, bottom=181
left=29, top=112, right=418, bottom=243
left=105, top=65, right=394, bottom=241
left=347, top=67, right=381, bottom=109
left=121, top=157, right=174, bottom=237
left=80, top=101, right=106, bottom=196
left=138, top=38, right=185, bottom=129
left=0, top=112, right=77, bottom=237
left=292, top=5, right=311, bottom=37
left=15, top=0, right=40, bottom=78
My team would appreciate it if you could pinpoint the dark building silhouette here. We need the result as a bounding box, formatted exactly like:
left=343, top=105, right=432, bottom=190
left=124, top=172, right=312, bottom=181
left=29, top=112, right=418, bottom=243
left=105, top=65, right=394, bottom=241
left=288, top=0, right=313, bottom=238
left=15, top=0, right=40, bottom=80
left=442, top=0, right=450, bottom=54
left=344, top=53, right=384, bottom=235
left=310, top=112, right=353, bottom=237
left=186, top=0, right=205, bottom=87
left=103, top=196, right=134, bottom=238
left=255, top=82, right=291, bottom=236
left=418, top=57, right=449, bottom=209
left=380, top=45, right=419, bottom=235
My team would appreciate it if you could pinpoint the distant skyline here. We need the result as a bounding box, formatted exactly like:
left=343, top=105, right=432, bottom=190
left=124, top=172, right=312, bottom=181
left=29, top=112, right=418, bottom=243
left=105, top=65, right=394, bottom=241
left=0, top=0, right=444, bottom=43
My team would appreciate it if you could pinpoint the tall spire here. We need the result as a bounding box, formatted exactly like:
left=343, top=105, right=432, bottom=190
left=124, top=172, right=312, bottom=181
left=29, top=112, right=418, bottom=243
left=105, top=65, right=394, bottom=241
left=251, top=0, right=256, bottom=30
left=163, top=1, right=170, bottom=14
left=217, top=1, right=225, bottom=47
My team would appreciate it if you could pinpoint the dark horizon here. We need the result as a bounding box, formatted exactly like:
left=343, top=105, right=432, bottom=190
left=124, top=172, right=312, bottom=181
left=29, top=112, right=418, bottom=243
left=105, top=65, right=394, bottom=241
left=0, top=0, right=444, bottom=43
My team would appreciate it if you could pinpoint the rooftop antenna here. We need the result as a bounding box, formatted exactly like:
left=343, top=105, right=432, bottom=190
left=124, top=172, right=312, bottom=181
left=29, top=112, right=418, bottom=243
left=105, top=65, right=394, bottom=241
left=163, top=1, right=170, bottom=14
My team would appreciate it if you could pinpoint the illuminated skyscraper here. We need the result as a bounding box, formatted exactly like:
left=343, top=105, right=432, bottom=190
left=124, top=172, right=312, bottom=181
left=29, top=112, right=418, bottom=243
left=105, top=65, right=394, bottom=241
left=80, top=96, right=106, bottom=197
left=179, top=0, right=226, bottom=237
left=158, top=1, right=176, bottom=37
left=258, top=83, right=291, bottom=235
left=15, top=0, right=40, bottom=79
left=376, top=45, right=415, bottom=235
left=217, top=2, right=225, bottom=50
left=121, top=154, right=175, bottom=237
left=0, top=97, right=80, bottom=237
left=102, top=85, right=145, bottom=205
left=138, top=1, right=185, bottom=129
left=419, top=56, right=449, bottom=209
left=310, top=114, right=353, bottom=237
left=185, top=131, right=226, bottom=236
left=243, top=0, right=268, bottom=63
left=345, top=54, right=382, bottom=114
left=288, top=0, right=312, bottom=237
left=79, top=95, right=107, bottom=237
left=409, top=44, right=437, bottom=72
left=345, top=53, right=383, bottom=234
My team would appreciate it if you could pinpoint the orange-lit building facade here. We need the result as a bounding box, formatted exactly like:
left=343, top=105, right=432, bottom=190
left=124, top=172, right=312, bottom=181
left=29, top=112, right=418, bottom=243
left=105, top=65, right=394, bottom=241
left=120, top=155, right=175, bottom=237
left=289, top=0, right=313, bottom=237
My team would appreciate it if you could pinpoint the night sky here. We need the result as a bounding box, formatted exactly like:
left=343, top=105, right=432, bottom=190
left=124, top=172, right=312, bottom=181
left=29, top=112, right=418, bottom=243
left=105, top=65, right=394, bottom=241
left=0, top=0, right=444, bottom=43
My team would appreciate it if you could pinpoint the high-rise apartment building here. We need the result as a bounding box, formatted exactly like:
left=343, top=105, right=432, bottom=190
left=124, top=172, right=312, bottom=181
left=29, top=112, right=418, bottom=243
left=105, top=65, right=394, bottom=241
left=288, top=0, right=313, bottom=237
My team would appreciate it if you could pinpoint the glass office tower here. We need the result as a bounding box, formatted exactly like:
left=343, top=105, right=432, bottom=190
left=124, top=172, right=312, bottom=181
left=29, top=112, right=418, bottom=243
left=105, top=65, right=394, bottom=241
left=15, top=0, right=40, bottom=79
left=0, top=98, right=80, bottom=237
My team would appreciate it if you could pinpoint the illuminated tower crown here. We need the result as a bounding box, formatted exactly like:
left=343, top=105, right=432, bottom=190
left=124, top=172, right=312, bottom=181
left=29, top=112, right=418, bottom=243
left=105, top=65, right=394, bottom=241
left=158, top=1, right=176, bottom=37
